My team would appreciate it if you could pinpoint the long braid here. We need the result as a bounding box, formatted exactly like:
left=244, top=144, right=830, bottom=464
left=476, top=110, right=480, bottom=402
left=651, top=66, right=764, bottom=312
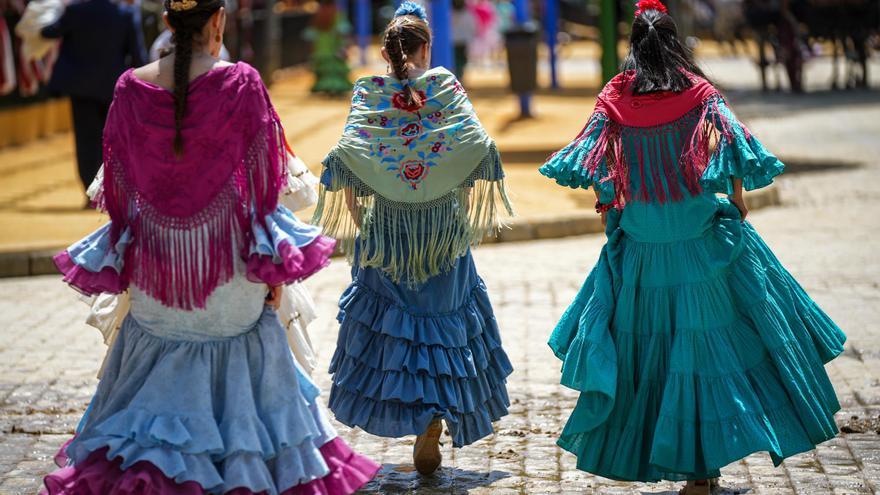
left=165, top=0, right=224, bottom=157
left=383, top=15, right=430, bottom=109
left=172, top=28, right=194, bottom=157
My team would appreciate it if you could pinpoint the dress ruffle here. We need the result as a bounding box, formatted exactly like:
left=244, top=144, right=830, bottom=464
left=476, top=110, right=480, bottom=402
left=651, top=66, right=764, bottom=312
left=701, top=99, right=785, bottom=194
left=549, top=200, right=845, bottom=482
left=328, top=268, right=513, bottom=447
left=537, top=113, right=616, bottom=204
left=246, top=205, right=336, bottom=286
left=53, top=223, right=132, bottom=295
left=43, top=438, right=378, bottom=495
left=50, top=309, right=377, bottom=494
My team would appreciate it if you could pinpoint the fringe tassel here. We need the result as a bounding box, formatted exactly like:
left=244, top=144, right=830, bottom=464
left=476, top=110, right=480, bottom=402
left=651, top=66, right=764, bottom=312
left=575, top=97, right=736, bottom=207
left=102, top=119, right=288, bottom=310
left=313, top=144, right=513, bottom=286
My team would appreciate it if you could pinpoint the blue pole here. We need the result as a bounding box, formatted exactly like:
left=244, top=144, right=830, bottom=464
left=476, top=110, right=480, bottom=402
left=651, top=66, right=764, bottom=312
left=431, top=0, right=454, bottom=70
left=513, top=0, right=527, bottom=24
left=511, top=0, right=532, bottom=117
left=544, top=0, right=559, bottom=88
left=356, top=0, right=370, bottom=66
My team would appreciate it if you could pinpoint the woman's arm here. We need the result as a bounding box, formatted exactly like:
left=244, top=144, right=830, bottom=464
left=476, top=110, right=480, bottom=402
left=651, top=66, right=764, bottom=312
left=729, top=177, right=748, bottom=221
left=344, top=187, right=362, bottom=226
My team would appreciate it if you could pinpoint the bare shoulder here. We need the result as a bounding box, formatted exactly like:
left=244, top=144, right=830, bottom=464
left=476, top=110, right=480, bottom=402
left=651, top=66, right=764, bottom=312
left=131, top=59, right=163, bottom=84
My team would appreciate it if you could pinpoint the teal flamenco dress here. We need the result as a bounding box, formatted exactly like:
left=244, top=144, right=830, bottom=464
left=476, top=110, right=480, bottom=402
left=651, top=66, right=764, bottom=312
left=540, top=72, right=846, bottom=482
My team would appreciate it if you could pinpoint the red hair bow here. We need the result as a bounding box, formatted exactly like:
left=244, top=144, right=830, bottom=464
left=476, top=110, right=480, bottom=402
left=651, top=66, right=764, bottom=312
left=635, top=0, right=668, bottom=17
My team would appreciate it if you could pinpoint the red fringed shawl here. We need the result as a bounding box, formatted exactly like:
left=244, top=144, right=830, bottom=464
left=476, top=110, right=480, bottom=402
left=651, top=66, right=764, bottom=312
left=100, top=63, right=288, bottom=310
left=563, top=71, right=736, bottom=207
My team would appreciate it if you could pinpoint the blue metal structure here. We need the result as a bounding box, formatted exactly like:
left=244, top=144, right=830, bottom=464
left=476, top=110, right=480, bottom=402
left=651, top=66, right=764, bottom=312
left=543, top=0, right=559, bottom=88
left=356, top=0, right=371, bottom=65
left=430, top=0, right=455, bottom=70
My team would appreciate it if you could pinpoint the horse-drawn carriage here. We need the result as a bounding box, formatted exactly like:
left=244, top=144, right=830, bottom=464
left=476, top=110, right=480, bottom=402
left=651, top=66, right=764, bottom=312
left=743, top=0, right=877, bottom=92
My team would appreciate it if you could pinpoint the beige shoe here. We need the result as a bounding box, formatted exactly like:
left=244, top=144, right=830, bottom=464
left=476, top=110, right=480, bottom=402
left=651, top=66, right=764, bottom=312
left=679, top=479, right=712, bottom=495
left=413, top=419, right=443, bottom=475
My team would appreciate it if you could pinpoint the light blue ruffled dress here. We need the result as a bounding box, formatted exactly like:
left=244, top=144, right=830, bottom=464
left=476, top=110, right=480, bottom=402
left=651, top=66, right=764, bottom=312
left=540, top=96, right=846, bottom=482
left=322, top=157, right=514, bottom=448
left=48, top=205, right=378, bottom=495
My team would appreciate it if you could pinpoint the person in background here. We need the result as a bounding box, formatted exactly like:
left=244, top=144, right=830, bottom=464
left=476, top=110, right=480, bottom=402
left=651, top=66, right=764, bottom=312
left=451, top=0, right=474, bottom=81
left=41, top=0, right=147, bottom=200
left=305, top=0, right=352, bottom=96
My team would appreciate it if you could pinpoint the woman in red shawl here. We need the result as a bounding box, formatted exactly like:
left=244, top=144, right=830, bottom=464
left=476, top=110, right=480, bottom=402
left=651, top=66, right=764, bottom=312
left=541, top=1, right=845, bottom=493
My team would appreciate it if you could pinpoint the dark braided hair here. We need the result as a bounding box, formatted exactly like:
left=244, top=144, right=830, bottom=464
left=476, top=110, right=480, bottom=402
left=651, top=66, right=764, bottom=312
left=164, top=0, right=224, bottom=156
left=383, top=14, right=431, bottom=109
left=622, top=8, right=711, bottom=94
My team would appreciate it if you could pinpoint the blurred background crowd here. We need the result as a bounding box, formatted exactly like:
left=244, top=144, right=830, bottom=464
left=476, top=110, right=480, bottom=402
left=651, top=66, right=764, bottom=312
left=0, top=0, right=877, bottom=237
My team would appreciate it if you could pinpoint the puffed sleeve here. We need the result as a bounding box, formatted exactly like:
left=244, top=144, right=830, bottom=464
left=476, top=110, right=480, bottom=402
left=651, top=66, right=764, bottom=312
left=245, top=205, right=336, bottom=286
left=702, top=97, right=785, bottom=194
left=539, top=112, right=616, bottom=204
left=54, top=222, right=132, bottom=295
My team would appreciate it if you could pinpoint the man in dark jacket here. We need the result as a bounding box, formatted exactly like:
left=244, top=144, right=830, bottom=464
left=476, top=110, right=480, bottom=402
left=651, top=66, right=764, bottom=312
left=42, top=0, right=147, bottom=196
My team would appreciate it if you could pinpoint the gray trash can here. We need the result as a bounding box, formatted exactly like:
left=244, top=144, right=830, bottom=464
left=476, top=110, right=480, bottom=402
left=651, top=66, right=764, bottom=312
left=504, top=23, right=539, bottom=94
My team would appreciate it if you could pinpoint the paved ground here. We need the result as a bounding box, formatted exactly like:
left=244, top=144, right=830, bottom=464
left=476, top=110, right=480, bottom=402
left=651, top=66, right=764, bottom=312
left=1, top=76, right=879, bottom=494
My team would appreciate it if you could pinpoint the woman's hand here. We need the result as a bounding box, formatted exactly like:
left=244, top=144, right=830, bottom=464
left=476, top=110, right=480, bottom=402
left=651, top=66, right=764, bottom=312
left=730, top=194, right=748, bottom=222
left=265, top=285, right=283, bottom=310
left=729, top=178, right=747, bottom=222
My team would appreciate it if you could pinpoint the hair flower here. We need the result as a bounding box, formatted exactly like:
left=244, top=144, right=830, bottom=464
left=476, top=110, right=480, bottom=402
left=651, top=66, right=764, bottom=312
left=634, top=0, right=668, bottom=17
left=394, top=1, right=429, bottom=22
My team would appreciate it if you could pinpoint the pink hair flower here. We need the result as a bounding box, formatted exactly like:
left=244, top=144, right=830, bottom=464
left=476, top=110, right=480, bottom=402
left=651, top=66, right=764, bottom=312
left=634, top=0, right=668, bottom=17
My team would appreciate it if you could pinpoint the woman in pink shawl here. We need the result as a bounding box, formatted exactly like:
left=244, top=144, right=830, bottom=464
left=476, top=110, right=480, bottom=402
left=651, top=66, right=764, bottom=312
left=40, top=0, right=380, bottom=493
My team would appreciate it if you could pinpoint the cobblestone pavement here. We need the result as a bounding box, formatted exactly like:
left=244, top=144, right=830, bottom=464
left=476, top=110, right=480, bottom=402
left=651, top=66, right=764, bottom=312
left=1, top=96, right=880, bottom=494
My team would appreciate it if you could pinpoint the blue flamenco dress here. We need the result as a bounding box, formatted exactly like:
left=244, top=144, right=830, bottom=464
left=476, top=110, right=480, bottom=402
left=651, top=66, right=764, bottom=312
left=314, top=67, right=514, bottom=448
left=320, top=157, right=514, bottom=448
left=47, top=207, right=379, bottom=495
left=540, top=93, right=846, bottom=482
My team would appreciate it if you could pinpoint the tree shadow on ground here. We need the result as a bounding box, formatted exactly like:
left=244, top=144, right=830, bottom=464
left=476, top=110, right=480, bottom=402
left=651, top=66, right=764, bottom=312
left=641, top=485, right=752, bottom=495
left=723, top=88, right=879, bottom=120
left=360, top=464, right=510, bottom=493
left=467, top=85, right=601, bottom=100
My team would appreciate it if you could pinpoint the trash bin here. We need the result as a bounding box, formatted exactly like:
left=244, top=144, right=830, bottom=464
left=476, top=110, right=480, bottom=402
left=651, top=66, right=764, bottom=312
left=504, top=22, right=539, bottom=95
left=250, top=2, right=282, bottom=81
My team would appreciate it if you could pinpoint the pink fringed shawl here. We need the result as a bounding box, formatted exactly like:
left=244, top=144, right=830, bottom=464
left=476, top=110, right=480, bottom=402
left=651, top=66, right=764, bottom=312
left=566, top=71, right=735, bottom=207
left=100, top=63, right=287, bottom=310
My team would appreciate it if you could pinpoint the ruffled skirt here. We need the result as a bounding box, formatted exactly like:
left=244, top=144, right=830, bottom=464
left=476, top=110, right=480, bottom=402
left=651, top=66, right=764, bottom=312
left=42, top=308, right=379, bottom=494
left=328, top=251, right=513, bottom=447
left=549, top=199, right=845, bottom=482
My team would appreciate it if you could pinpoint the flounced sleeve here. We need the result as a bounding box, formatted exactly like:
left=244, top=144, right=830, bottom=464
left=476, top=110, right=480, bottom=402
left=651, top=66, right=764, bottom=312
left=246, top=204, right=336, bottom=286
left=54, top=222, right=132, bottom=295
left=702, top=97, right=785, bottom=194
left=539, top=112, right=616, bottom=204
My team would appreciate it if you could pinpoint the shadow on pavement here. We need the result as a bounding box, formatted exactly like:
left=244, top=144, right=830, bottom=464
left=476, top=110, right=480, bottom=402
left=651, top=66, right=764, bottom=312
left=724, top=88, right=879, bottom=120
left=467, top=85, right=601, bottom=99
left=641, top=486, right=752, bottom=495
left=363, top=464, right=510, bottom=493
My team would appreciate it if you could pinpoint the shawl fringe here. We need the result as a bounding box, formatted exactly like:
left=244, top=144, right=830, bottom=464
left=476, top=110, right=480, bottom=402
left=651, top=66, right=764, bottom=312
left=313, top=143, right=512, bottom=286
left=567, top=96, right=735, bottom=207
left=103, top=120, right=288, bottom=310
